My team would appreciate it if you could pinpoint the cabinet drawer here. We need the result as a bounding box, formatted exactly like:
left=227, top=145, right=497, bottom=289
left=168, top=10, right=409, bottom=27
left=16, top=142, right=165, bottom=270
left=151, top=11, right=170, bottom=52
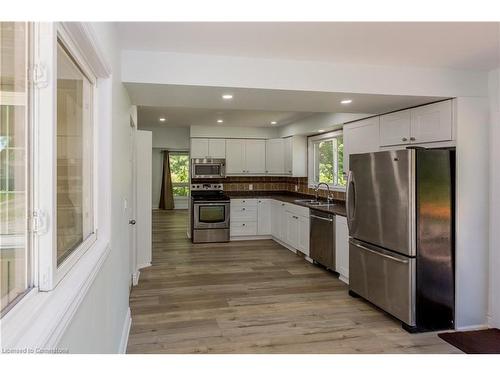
left=231, top=199, right=258, bottom=207
left=230, top=221, right=257, bottom=236
left=230, top=206, right=258, bottom=221
left=284, top=203, right=309, bottom=217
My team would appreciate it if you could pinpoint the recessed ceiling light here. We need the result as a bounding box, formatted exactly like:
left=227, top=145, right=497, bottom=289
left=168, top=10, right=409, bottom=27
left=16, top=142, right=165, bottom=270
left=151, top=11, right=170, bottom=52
left=318, top=129, right=325, bottom=133
left=340, top=99, right=352, bottom=104
left=222, top=94, right=233, bottom=100
left=159, top=117, right=166, bottom=122
left=270, top=121, right=277, bottom=125
left=217, top=119, right=224, bottom=123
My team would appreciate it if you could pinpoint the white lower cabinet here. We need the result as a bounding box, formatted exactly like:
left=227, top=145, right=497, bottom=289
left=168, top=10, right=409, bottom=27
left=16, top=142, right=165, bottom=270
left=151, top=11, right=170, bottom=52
left=257, top=199, right=271, bottom=235
left=335, top=215, right=349, bottom=284
left=230, top=199, right=258, bottom=237
left=297, top=215, right=310, bottom=256
left=232, top=198, right=310, bottom=257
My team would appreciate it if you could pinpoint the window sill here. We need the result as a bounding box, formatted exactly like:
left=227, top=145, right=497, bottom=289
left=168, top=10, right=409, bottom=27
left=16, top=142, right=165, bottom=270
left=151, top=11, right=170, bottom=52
left=0, top=238, right=111, bottom=350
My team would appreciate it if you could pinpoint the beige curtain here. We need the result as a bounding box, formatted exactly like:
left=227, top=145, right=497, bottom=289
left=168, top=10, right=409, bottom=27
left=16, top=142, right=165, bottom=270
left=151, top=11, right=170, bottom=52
left=159, top=151, right=175, bottom=210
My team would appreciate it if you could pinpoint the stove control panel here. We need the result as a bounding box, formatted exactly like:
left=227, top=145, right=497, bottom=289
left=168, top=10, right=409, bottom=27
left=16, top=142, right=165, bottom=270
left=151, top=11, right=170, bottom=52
left=190, top=183, right=224, bottom=191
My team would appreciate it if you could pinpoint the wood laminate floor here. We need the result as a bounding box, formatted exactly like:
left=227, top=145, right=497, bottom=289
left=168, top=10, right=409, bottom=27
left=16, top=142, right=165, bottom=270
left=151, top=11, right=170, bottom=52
left=127, top=210, right=460, bottom=354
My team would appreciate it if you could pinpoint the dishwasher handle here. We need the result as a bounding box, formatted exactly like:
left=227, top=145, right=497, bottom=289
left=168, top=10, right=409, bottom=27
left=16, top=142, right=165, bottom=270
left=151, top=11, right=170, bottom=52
left=310, top=214, right=334, bottom=223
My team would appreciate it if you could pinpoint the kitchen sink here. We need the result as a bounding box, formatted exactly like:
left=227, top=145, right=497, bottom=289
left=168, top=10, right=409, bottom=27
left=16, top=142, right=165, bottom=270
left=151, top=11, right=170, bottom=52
left=294, top=199, right=322, bottom=204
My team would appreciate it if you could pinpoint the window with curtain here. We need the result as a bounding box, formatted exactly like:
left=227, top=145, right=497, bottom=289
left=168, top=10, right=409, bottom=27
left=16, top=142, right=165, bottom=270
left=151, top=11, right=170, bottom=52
left=308, top=132, right=346, bottom=189
left=169, top=152, right=189, bottom=197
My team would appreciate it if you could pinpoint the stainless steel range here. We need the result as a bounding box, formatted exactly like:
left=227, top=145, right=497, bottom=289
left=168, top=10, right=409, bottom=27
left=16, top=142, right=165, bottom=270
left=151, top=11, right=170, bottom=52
left=190, top=183, right=230, bottom=243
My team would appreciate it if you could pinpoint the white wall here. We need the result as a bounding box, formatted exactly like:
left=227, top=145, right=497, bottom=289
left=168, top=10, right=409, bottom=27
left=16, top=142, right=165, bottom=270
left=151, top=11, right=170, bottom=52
left=57, top=23, right=132, bottom=353
left=278, top=112, right=372, bottom=137
left=454, top=97, right=490, bottom=330
left=140, top=125, right=190, bottom=149
left=489, top=68, right=500, bottom=328
left=190, top=125, right=278, bottom=139
left=122, top=50, right=488, bottom=98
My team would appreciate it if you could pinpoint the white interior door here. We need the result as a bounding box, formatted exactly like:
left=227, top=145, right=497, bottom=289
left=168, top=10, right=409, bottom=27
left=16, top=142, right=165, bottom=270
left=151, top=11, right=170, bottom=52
left=129, top=118, right=137, bottom=284
left=135, top=131, right=153, bottom=280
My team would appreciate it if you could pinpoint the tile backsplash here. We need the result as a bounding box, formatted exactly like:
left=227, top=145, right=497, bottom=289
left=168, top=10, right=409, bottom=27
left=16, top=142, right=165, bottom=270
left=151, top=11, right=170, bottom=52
left=192, top=176, right=346, bottom=200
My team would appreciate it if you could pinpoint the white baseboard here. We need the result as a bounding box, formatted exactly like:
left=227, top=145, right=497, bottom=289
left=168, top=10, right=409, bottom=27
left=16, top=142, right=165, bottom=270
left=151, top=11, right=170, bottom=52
left=455, top=323, right=489, bottom=331
left=132, top=271, right=140, bottom=286
left=339, top=274, right=349, bottom=285
left=137, top=262, right=151, bottom=270
left=119, top=307, right=132, bottom=354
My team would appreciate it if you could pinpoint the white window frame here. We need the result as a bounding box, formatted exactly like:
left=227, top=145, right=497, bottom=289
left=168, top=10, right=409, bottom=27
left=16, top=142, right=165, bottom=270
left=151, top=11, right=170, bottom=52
left=1, top=22, right=113, bottom=349
left=307, top=130, right=346, bottom=192
left=35, top=23, right=99, bottom=291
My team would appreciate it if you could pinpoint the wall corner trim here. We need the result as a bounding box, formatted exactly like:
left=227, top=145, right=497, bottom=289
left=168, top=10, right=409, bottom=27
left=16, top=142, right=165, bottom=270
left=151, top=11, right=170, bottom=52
left=119, top=307, right=132, bottom=354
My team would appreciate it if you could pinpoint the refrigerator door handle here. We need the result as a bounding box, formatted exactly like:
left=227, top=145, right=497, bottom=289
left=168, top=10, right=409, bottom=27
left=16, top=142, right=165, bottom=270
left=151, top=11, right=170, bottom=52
left=349, top=239, right=409, bottom=264
left=346, top=170, right=356, bottom=231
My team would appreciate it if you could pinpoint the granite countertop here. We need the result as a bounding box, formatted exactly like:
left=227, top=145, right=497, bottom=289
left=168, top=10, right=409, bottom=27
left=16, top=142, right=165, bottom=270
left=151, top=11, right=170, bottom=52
left=226, top=190, right=347, bottom=217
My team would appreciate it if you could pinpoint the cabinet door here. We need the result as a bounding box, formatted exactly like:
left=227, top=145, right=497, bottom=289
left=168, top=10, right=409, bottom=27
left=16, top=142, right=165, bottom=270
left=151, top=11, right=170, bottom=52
left=208, top=138, right=226, bottom=158
left=245, top=139, right=266, bottom=173
left=257, top=199, right=271, bottom=235
left=379, top=110, right=411, bottom=147
left=335, top=215, right=349, bottom=283
left=285, top=212, right=299, bottom=249
left=343, top=117, right=380, bottom=174
left=190, top=138, right=209, bottom=159
left=225, top=139, right=245, bottom=174
left=283, top=137, right=293, bottom=175
left=265, top=138, right=285, bottom=174
left=410, top=100, right=452, bottom=144
left=270, top=200, right=281, bottom=239
left=298, top=215, right=310, bottom=256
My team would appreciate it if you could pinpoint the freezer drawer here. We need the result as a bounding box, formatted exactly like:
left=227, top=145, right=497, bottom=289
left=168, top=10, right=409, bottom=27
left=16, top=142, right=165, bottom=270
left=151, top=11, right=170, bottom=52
left=349, top=239, right=415, bottom=325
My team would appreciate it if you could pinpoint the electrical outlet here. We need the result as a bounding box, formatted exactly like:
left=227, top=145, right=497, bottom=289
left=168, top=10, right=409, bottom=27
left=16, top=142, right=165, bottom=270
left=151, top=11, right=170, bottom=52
left=295, top=185, right=298, bottom=192
left=249, top=184, right=253, bottom=191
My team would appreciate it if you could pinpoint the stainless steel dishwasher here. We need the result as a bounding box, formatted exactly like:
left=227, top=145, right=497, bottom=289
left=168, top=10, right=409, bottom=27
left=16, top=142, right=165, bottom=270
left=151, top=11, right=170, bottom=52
left=309, top=209, right=335, bottom=270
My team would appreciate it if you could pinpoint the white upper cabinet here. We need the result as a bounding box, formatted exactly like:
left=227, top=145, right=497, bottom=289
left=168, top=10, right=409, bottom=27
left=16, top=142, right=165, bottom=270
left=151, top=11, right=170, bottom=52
left=410, top=100, right=452, bottom=144
left=343, top=117, right=380, bottom=174
left=190, top=138, right=226, bottom=159
left=380, top=109, right=411, bottom=147
left=265, top=138, right=285, bottom=174
left=283, top=136, right=307, bottom=177
left=225, top=139, right=246, bottom=174
left=245, top=140, right=266, bottom=173
left=226, top=139, right=266, bottom=174
left=208, top=138, right=226, bottom=158
left=190, top=138, right=209, bottom=159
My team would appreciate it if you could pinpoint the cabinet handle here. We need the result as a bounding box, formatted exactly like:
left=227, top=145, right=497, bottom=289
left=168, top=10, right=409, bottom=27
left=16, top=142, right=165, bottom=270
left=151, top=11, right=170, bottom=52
left=242, top=208, right=246, bottom=211
left=402, top=137, right=408, bottom=142
left=293, top=215, right=298, bottom=219
left=410, top=137, right=416, bottom=141
left=242, top=223, right=246, bottom=226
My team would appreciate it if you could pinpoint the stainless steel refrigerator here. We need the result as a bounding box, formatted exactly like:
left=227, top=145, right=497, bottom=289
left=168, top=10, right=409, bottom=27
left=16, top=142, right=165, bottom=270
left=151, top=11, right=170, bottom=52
left=347, top=148, right=455, bottom=332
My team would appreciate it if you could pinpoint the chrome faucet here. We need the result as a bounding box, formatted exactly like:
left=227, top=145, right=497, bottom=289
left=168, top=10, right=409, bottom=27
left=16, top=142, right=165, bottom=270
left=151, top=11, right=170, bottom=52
left=314, top=182, right=334, bottom=202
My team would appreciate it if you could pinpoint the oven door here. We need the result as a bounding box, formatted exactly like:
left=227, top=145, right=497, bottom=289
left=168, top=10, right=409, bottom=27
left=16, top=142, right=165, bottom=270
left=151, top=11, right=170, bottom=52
left=193, top=202, right=230, bottom=229
left=191, top=161, right=225, bottom=178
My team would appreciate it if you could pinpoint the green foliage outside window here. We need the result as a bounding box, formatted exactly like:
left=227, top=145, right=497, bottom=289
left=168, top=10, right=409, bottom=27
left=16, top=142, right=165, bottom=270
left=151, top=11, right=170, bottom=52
left=169, top=153, right=189, bottom=197
left=314, top=136, right=345, bottom=187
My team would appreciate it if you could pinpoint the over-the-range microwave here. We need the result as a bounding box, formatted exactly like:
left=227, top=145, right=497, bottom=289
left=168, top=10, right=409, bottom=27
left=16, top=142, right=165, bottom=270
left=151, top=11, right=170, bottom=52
left=191, top=158, right=226, bottom=179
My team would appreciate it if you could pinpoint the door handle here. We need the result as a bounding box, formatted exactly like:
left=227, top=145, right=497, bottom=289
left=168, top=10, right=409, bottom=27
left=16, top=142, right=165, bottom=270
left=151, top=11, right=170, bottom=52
left=129, top=219, right=136, bottom=225
left=346, top=171, right=356, bottom=231
left=350, top=240, right=409, bottom=264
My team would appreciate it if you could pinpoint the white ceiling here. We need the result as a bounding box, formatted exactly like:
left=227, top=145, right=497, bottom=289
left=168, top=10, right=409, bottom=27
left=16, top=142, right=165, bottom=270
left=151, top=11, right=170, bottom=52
left=138, top=106, right=315, bottom=128
left=117, top=22, right=499, bottom=71
left=128, top=83, right=445, bottom=126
